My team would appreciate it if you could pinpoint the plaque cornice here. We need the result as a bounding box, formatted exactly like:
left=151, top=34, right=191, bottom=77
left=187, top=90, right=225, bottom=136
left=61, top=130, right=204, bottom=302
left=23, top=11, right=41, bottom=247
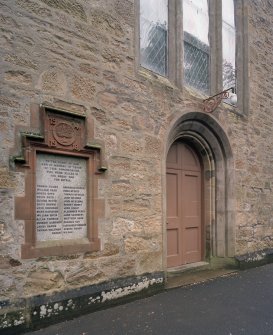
left=20, top=132, right=44, bottom=140
left=85, top=143, right=102, bottom=150
left=41, top=104, right=86, bottom=119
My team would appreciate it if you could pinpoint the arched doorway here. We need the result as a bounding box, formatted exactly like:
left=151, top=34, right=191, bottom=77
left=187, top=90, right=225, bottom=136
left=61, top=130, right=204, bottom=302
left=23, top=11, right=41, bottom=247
left=167, top=141, right=202, bottom=268
left=165, top=112, right=235, bottom=270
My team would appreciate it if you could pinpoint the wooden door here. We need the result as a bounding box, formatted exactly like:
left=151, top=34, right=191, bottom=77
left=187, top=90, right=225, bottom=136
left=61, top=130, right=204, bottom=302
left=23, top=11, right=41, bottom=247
left=167, top=141, right=202, bottom=268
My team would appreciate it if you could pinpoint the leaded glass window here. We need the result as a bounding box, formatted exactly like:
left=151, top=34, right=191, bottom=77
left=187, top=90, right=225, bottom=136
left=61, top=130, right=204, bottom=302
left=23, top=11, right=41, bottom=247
left=183, top=0, right=210, bottom=93
left=222, top=0, right=236, bottom=91
left=139, top=0, right=168, bottom=76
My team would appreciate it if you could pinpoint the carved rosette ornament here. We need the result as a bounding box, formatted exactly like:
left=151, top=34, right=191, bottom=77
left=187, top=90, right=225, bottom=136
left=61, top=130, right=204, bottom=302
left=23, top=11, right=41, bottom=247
left=53, top=122, right=76, bottom=146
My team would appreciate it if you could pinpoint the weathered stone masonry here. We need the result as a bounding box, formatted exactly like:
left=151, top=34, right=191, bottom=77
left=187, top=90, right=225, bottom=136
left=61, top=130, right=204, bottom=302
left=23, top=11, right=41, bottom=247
left=0, top=0, right=273, bottom=333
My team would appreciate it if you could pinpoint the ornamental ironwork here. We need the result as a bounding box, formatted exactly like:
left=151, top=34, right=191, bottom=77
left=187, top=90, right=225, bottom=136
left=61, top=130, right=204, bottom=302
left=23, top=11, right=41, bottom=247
left=203, top=87, right=236, bottom=113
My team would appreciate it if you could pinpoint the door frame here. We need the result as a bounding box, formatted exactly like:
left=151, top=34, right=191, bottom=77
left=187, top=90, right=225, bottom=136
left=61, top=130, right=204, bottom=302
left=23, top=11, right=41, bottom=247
left=163, top=112, right=235, bottom=271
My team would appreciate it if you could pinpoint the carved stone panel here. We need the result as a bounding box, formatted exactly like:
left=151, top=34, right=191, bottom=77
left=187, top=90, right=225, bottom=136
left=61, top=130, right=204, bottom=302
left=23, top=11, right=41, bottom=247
left=14, top=106, right=106, bottom=258
left=45, top=112, right=85, bottom=151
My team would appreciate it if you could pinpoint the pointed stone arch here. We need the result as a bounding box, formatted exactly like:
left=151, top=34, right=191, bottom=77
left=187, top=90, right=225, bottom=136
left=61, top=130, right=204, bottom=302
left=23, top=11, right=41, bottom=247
left=164, top=112, right=235, bottom=266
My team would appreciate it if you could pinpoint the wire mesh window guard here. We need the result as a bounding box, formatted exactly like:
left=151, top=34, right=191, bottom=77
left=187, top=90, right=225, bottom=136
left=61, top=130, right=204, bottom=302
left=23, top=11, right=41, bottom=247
left=140, top=0, right=168, bottom=76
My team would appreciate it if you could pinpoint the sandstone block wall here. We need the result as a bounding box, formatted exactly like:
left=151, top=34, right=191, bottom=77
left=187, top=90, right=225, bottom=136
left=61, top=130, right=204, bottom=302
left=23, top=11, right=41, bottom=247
left=0, top=0, right=273, bottom=308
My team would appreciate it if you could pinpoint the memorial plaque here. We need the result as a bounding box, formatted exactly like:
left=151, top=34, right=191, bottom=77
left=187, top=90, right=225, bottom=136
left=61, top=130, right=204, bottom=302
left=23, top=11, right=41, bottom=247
left=36, top=153, right=87, bottom=241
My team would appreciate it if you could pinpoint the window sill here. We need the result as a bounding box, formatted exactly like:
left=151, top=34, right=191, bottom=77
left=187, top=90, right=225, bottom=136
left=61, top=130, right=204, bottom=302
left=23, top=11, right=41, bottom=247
left=183, top=85, right=209, bottom=100
left=220, top=102, right=246, bottom=118
left=137, top=67, right=176, bottom=90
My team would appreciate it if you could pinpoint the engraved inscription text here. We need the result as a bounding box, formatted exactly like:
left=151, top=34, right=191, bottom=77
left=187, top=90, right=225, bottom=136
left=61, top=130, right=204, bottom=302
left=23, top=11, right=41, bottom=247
left=36, top=154, right=87, bottom=241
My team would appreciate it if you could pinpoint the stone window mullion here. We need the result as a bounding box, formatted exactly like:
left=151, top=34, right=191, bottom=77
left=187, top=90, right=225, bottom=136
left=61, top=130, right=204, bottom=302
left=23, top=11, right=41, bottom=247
left=168, top=0, right=178, bottom=84
left=167, top=0, right=183, bottom=87
left=234, top=0, right=249, bottom=115
left=209, top=0, right=222, bottom=95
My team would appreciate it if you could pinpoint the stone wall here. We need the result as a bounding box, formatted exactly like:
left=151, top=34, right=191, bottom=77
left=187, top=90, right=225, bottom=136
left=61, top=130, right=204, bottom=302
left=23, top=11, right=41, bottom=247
left=1, top=0, right=273, bottom=332
left=235, top=0, right=273, bottom=254
left=0, top=0, right=165, bottom=305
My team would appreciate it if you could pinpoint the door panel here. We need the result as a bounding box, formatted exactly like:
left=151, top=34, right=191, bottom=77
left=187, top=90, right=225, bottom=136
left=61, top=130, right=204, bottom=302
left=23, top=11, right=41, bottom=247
left=167, top=141, right=202, bottom=268
left=167, top=229, right=179, bottom=256
left=167, top=142, right=181, bottom=169
left=166, top=172, right=179, bottom=218
left=182, top=172, right=201, bottom=227
left=185, top=228, right=199, bottom=252
left=181, top=144, right=201, bottom=172
left=185, top=228, right=200, bottom=263
left=166, top=169, right=182, bottom=267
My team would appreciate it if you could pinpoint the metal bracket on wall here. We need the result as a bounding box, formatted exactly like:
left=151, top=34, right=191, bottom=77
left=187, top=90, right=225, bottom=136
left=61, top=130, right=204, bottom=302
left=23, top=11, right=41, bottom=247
left=203, top=87, right=237, bottom=113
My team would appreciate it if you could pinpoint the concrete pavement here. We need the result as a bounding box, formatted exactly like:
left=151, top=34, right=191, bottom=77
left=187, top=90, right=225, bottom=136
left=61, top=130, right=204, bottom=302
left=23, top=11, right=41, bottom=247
left=27, top=264, right=273, bottom=335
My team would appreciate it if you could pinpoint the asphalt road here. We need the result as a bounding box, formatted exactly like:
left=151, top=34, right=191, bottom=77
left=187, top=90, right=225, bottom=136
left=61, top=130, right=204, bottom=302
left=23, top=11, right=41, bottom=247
left=28, top=264, right=273, bottom=335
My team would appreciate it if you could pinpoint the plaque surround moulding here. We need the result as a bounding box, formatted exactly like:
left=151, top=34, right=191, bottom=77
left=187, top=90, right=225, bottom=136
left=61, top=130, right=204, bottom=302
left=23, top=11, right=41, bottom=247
left=13, top=105, right=107, bottom=259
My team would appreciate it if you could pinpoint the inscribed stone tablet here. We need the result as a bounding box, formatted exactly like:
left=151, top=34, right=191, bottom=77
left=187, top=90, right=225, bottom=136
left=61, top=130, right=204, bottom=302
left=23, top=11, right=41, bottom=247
left=36, top=153, right=87, bottom=241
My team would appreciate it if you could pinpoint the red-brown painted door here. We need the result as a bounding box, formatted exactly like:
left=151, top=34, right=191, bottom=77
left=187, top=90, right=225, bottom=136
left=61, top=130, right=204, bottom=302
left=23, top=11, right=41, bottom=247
left=167, top=141, right=202, bottom=268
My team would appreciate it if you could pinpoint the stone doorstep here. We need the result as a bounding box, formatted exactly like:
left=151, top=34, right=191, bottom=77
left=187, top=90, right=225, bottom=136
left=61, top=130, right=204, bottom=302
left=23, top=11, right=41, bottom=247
left=165, top=269, right=238, bottom=289
left=166, top=267, right=238, bottom=290
left=167, top=261, right=211, bottom=276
